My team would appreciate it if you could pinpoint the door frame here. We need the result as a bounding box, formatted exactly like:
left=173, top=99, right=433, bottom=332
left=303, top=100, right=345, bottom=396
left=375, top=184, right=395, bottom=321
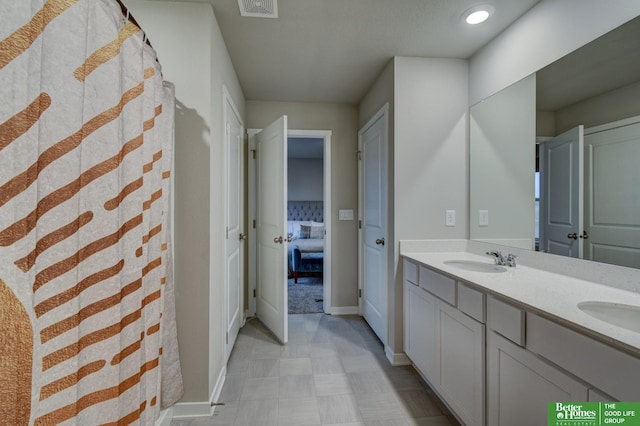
left=357, top=103, right=389, bottom=332
left=222, top=85, right=245, bottom=358
left=248, top=128, right=332, bottom=316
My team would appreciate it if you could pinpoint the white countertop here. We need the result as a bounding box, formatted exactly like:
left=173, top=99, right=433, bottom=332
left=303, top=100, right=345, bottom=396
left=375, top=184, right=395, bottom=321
left=402, top=251, right=640, bottom=356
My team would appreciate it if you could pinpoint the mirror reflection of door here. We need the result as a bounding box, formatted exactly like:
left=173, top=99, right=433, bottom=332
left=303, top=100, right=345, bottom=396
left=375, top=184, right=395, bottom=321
left=584, top=118, right=640, bottom=269
left=538, top=126, right=583, bottom=258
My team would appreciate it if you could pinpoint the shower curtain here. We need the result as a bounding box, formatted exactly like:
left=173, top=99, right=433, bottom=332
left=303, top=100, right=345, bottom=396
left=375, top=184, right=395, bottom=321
left=0, top=1, right=183, bottom=424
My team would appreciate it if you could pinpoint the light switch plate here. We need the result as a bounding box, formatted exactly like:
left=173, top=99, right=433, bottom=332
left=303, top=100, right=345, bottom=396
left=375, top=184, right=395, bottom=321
left=445, top=210, right=456, bottom=227
left=339, top=209, right=354, bottom=221
left=479, top=210, right=489, bottom=226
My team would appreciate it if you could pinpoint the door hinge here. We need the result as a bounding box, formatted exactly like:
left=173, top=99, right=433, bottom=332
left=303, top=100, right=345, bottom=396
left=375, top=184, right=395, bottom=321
left=226, top=332, right=228, bottom=344
left=253, top=219, right=256, bottom=229
left=358, top=289, right=362, bottom=298
left=253, top=289, right=256, bottom=298
left=225, top=226, right=229, bottom=239
left=357, top=150, right=362, bottom=160
left=251, top=149, right=256, bottom=159
left=358, top=220, right=362, bottom=229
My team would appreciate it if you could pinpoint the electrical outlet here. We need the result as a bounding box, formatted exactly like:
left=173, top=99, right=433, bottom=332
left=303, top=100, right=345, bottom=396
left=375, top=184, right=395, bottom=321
left=479, top=210, right=489, bottom=226
left=445, top=210, right=456, bottom=227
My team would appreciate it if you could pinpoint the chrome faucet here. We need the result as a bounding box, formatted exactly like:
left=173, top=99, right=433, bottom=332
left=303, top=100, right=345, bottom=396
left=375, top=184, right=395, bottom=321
left=486, top=250, right=517, bottom=267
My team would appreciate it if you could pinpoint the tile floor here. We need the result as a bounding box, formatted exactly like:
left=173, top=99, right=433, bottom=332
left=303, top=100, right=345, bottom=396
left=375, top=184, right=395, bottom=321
left=171, top=314, right=460, bottom=426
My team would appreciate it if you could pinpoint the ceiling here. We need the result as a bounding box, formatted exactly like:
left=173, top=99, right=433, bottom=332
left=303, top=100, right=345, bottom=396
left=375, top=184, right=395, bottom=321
left=204, top=0, right=541, bottom=104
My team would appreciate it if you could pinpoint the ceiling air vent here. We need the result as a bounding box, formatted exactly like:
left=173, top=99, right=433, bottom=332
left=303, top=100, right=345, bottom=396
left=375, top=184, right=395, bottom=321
left=238, top=0, right=278, bottom=18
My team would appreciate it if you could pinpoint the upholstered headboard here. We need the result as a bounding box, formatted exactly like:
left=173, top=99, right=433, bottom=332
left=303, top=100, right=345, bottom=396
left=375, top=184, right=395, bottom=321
left=288, top=201, right=323, bottom=222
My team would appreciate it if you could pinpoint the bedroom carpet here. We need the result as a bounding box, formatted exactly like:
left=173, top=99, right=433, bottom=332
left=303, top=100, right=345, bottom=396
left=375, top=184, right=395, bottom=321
left=288, top=276, right=323, bottom=314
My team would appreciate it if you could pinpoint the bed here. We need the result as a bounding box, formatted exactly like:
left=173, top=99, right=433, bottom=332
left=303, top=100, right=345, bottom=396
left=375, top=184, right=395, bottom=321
left=287, top=201, right=324, bottom=282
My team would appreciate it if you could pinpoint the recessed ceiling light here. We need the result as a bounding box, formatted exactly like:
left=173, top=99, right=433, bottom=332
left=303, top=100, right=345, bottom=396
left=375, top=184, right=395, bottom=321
left=463, top=5, right=495, bottom=25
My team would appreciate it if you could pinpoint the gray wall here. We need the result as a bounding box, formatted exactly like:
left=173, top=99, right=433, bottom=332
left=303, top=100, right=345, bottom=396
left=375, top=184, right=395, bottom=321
left=392, top=57, right=468, bottom=354
left=288, top=159, right=323, bottom=201
left=359, top=57, right=468, bottom=354
left=124, top=0, right=246, bottom=404
left=247, top=101, right=359, bottom=308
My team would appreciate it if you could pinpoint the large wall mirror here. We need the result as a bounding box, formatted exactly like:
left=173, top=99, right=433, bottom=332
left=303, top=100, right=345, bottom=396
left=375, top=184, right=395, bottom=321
left=470, top=15, right=640, bottom=269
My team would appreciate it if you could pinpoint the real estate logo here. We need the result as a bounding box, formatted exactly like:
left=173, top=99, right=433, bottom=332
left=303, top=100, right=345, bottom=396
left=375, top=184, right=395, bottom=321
left=548, top=402, right=640, bottom=426
left=551, top=403, right=597, bottom=425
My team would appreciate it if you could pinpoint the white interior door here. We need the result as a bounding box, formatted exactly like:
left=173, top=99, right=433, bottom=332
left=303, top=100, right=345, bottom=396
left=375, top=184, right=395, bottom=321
left=359, top=107, right=388, bottom=344
left=539, top=126, right=583, bottom=257
left=224, top=91, right=244, bottom=361
left=584, top=118, right=640, bottom=268
left=256, top=116, right=288, bottom=344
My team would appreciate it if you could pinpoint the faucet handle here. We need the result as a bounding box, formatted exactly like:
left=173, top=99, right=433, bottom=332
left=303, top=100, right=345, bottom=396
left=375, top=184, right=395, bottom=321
left=486, top=250, right=504, bottom=265
left=505, top=253, right=518, bottom=266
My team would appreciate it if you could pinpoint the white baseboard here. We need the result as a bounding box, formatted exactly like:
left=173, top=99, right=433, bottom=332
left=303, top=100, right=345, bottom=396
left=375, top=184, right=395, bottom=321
left=155, top=407, right=173, bottom=426
left=327, top=306, right=359, bottom=315
left=210, top=365, right=227, bottom=407
left=172, top=365, right=227, bottom=419
left=385, top=345, right=412, bottom=366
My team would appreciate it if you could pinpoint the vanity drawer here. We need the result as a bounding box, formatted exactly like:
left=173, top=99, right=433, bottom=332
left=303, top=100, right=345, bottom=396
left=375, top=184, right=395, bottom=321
left=487, top=296, right=525, bottom=346
left=527, top=313, right=640, bottom=402
left=404, top=260, right=418, bottom=286
left=457, top=283, right=485, bottom=323
left=419, top=265, right=456, bottom=305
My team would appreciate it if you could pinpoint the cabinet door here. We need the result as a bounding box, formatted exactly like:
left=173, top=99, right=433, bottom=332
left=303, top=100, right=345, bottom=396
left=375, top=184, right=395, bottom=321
left=487, top=331, right=588, bottom=426
left=405, top=284, right=438, bottom=381
left=437, top=302, right=485, bottom=426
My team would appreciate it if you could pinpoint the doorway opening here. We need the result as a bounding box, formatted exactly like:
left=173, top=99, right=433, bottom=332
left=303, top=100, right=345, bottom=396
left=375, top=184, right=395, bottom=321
left=287, top=137, right=325, bottom=314
left=248, top=128, right=333, bottom=332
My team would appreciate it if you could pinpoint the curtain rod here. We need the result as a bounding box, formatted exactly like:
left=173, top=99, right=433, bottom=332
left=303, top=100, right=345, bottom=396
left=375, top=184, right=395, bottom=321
left=115, top=0, right=155, bottom=52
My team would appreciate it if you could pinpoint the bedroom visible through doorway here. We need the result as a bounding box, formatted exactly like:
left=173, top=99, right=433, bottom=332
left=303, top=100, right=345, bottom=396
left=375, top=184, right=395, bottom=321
left=287, top=137, right=325, bottom=314
left=248, top=128, right=332, bottom=322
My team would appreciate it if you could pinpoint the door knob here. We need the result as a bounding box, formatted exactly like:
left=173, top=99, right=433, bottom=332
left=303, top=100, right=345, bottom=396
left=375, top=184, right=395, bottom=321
left=273, top=236, right=283, bottom=244
left=375, top=238, right=385, bottom=246
left=286, top=235, right=293, bottom=243
left=579, top=230, right=589, bottom=239
left=567, top=233, right=578, bottom=240
left=239, top=233, right=247, bottom=241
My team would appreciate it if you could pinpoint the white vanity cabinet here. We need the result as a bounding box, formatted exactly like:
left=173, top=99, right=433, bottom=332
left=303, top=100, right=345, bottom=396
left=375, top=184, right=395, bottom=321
left=436, top=299, right=485, bottom=426
left=487, top=330, right=588, bottom=426
left=405, top=279, right=438, bottom=380
left=404, top=260, right=485, bottom=426
left=403, top=254, right=640, bottom=426
left=486, top=296, right=640, bottom=425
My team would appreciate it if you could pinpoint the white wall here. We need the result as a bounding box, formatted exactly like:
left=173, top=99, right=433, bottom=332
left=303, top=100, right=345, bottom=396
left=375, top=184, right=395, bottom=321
left=288, top=159, right=323, bottom=201
left=470, top=74, right=536, bottom=247
left=392, top=57, right=469, bottom=353
left=470, top=0, right=640, bottom=105
left=246, top=101, right=359, bottom=308
left=123, top=0, right=245, bottom=406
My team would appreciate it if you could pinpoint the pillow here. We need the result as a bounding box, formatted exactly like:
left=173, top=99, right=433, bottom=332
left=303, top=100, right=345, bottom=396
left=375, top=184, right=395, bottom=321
left=299, top=224, right=324, bottom=239
left=288, top=220, right=323, bottom=238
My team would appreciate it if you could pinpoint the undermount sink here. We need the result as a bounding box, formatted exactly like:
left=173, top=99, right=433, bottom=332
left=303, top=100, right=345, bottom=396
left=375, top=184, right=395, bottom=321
left=578, top=301, right=640, bottom=333
left=443, top=260, right=507, bottom=273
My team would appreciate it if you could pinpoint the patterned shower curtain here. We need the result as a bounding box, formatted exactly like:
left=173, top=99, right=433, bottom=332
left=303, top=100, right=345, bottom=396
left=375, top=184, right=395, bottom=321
left=0, top=0, right=184, bottom=424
